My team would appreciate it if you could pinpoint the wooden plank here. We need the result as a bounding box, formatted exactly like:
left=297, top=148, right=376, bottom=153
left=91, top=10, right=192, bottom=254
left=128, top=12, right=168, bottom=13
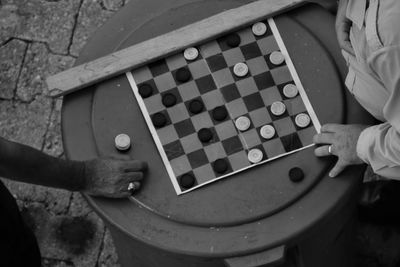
left=46, top=0, right=307, bottom=97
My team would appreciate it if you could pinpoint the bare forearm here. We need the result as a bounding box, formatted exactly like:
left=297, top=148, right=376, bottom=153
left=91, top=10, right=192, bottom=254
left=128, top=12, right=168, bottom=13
left=0, top=137, right=85, bottom=191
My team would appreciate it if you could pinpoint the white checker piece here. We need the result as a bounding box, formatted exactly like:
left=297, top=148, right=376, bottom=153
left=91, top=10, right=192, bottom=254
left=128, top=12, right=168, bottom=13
left=270, top=101, right=286, bottom=116
left=252, top=22, right=267, bottom=36
left=235, top=116, right=251, bottom=131
left=248, top=148, right=263, bottom=163
left=283, top=84, right=299, bottom=98
left=184, top=47, right=199, bottom=61
left=260, top=125, right=275, bottom=139
left=233, top=62, right=249, bottom=77
left=115, top=134, right=131, bottom=151
left=295, top=113, right=311, bottom=128
left=269, top=51, right=285, bottom=65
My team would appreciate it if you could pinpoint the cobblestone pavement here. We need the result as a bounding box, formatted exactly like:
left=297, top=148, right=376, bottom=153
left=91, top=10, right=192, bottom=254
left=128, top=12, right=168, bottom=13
left=1, top=1, right=400, bottom=267
left=0, top=0, right=126, bottom=266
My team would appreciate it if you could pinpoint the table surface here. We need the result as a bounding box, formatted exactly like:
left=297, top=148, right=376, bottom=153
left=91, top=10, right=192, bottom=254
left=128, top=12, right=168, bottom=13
left=62, top=0, right=376, bottom=257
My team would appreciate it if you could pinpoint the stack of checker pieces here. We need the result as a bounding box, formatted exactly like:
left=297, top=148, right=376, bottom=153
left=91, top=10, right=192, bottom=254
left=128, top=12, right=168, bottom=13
left=128, top=19, right=318, bottom=195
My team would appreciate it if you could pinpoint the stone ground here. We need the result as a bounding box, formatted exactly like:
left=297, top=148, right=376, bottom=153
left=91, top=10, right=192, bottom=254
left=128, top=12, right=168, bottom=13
left=0, top=1, right=400, bottom=266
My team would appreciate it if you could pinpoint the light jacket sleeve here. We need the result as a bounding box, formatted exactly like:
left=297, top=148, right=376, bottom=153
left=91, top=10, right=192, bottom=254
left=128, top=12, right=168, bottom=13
left=357, top=45, right=400, bottom=179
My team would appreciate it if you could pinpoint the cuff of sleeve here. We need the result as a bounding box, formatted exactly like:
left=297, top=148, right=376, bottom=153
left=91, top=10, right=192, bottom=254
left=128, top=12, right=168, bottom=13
left=356, top=126, right=375, bottom=164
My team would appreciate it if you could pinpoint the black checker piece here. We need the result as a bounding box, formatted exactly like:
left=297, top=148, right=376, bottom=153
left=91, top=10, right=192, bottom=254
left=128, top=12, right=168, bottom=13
left=198, top=128, right=213, bottom=143
left=212, top=106, right=228, bottom=121
left=189, top=99, right=204, bottom=114
left=175, top=67, right=192, bottom=83
left=213, top=159, right=228, bottom=174
left=162, top=93, right=177, bottom=107
left=226, top=33, right=241, bottom=47
left=179, top=173, right=196, bottom=189
left=138, top=83, right=153, bottom=98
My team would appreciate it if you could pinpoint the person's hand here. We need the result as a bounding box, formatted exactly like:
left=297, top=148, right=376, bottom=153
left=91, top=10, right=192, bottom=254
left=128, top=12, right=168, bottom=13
left=336, top=0, right=355, bottom=55
left=82, top=158, right=147, bottom=198
left=313, top=124, right=368, bottom=177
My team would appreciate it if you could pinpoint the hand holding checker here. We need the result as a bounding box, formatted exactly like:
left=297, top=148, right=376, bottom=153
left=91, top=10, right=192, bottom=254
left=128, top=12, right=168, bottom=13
left=83, top=158, right=147, bottom=198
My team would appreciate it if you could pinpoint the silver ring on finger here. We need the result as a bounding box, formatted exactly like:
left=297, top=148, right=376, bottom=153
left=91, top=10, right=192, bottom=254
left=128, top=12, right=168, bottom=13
left=127, top=182, right=136, bottom=192
left=328, top=145, right=333, bottom=155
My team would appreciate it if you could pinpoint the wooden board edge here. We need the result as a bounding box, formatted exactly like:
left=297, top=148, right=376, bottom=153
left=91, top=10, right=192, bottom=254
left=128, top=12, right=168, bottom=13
left=46, top=0, right=307, bottom=97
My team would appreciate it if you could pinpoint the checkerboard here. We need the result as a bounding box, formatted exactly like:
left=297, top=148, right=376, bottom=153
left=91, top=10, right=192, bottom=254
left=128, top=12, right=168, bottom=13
left=127, top=18, right=320, bottom=195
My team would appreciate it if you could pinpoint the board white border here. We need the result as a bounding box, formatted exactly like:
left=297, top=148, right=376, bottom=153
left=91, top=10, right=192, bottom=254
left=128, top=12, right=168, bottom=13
left=126, top=71, right=183, bottom=194
left=126, top=18, right=321, bottom=195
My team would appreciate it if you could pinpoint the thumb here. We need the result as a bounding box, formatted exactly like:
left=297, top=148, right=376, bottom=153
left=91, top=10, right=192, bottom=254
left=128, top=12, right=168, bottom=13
left=329, top=159, right=347, bottom=178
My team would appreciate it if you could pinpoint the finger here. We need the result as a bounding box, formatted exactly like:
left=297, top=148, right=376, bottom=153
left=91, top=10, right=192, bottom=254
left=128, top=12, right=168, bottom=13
left=314, top=145, right=333, bottom=157
left=133, top=181, right=141, bottom=191
left=321, top=123, right=344, bottom=133
left=125, top=172, right=144, bottom=181
left=124, top=161, right=148, bottom=172
left=313, top=133, right=335, bottom=144
left=329, top=159, right=347, bottom=178
left=126, top=181, right=141, bottom=196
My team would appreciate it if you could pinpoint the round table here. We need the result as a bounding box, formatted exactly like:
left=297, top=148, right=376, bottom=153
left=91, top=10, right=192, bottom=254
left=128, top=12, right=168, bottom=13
left=62, top=1, right=376, bottom=266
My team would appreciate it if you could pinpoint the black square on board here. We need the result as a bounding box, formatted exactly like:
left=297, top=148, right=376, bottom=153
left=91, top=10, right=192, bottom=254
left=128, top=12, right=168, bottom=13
left=164, top=140, right=185, bottom=160
left=248, top=145, right=268, bottom=161
left=222, top=136, right=243, bottom=155
left=281, top=133, right=303, bottom=152
left=178, top=171, right=198, bottom=190
left=195, top=75, right=217, bottom=94
left=172, top=67, right=193, bottom=85
left=187, top=149, right=209, bottom=169
left=212, top=158, right=233, bottom=176
left=161, top=87, right=182, bottom=105
left=267, top=106, right=288, bottom=121
left=137, top=79, right=158, bottom=97
left=184, top=97, right=205, bottom=115
left=240, top=43, right=263, bottom=60
left=254, top=21, right=273, bottom=39
left=229, top=66, right=250, bottom=82
left=174, top=119, right=196, bottom=138
left=151, top=110, right=171, bottom=126
left=217, top=36, right=236, bottom=51
left=254, top=71, right=275, bottom=90
left=206, top=54, right=228, bottom=72
left=220, top=84, right=241, bottom=102
left=243, top=92, right=265, bottom=112
left=290, top=113, right=313, bottom=131
left=265, top=53, right=285, bottom=69
left=256, top=125, right=277, bottom=140
left=277, top=82, right=295, bottom=100
left=148, top=59, right=169, bottom=77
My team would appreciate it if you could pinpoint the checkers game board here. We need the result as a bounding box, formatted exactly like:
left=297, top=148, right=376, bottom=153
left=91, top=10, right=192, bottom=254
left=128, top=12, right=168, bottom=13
left=126, top=18, right=321, bottom=195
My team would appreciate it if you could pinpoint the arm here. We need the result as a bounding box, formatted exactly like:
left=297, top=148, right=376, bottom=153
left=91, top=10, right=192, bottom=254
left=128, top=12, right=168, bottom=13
left=357, top=46, right=400, bottom=179
left=0, top=137, right=146, bottom=198
left=313, top=46, right=400, bottom=179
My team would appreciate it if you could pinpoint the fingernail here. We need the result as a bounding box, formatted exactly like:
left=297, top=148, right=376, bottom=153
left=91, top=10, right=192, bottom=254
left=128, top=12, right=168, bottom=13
left=329, top=172, right=335, bottom=178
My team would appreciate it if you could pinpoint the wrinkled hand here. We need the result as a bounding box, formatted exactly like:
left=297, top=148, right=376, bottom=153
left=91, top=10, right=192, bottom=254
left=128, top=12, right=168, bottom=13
left=82, top=158, right=147, bottom=198
left=313, top=124, right=368, bottom=177
left=336, top=0, right=355, bottom=55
